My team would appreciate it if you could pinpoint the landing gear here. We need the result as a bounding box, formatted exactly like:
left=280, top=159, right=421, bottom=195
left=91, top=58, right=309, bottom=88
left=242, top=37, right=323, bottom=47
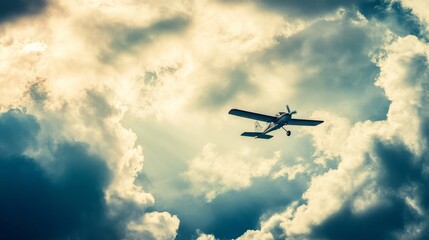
left=282, top=127, right=291, bottom=136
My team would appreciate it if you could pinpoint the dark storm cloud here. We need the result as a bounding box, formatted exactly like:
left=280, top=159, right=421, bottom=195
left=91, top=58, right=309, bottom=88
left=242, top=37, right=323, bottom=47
left=312, top=197, right=411, bottom=240
left=376, top=140, right=429, bottom=210
left=375, top=140, right=421, bottom=190
left=358, top=1, right=428, bottom=41
left=0, top=0, right=47, bottom=23
left=0, top=110, right=125, bottom=240
left=204, top=177, right=306, bottom=239
left=312, top=138, right=429, bottom=240
left=0, top=109, right=39, bottom=155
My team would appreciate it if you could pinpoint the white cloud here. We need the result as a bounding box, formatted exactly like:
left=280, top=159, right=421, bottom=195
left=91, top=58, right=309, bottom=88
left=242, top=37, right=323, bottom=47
left=375, top=35, right=428, bottom=154
left=196, top=232, right=217, bottom=240
left=272, top=162, right=306, bottom=180
left=183, top=143, right=281, bottom=202
left=400, top=0, right=429, bottom=34
left=186, top=0, right=286, bottom=67
left=21, top=41, right=47, bottom=53
left=127, top=211, right=180, bottom=240
left=303, top=111, right=352, bottom=163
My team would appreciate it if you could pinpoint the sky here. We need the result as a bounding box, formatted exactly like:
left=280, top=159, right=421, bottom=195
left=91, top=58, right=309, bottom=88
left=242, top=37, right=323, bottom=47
left=0, top=0, right=429, bottom=239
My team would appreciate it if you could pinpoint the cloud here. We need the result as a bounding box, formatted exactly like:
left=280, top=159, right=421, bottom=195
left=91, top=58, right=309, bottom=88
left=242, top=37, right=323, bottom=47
left=223, top=0, right=426, bottom=121
left=0, top=109, right=39, bottom=155
left=0, top=0, right=157, bottom=209
left=272, top=162, right=306, bottom=180
left=127, top=211, right=180, bottom=240
left=0, top=110, right=121, bottom=240
left=302, top=111, right=352, bottom=162
left=237, top=230, right=274, bottom=240
left=131, top=2, right=426, bottom=238
left=221, top=0, right=351, bottom=19
left=260, top=15, right=390, bottom=121
left=0, top=108, right=183, bottom=240
left=2, top=0, right=429, bottom=239
left=312, top=138, right=429, bottom=240
left=311, top=196, right=411, bottom=240
left=196, top=232, right=217, bottom=240
left=0, top=0, right=47, bottom=23
left=266, top=0, right=356, bottom=18
left=235, top=35, right=429, bottom=239
left=101, top=15, right=190, bottom=62
left=226, top=0, right=427, bottom=41
left=0, top=0, right=182, bottom=235
left=359, top=0, right=428, bottom=41
left=183, top=144, right=281, bottom=202
left=201, top=68, right=256, bottom=109
left=401, top=0, right=429, bottom=34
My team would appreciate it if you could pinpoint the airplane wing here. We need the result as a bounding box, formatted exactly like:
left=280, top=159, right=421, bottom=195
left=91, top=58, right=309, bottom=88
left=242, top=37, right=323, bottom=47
left=241, top=132, right=273, bottom=139
left=288, top=118, right=324, bottom=126
left=229, top=109, right=276, bottom=122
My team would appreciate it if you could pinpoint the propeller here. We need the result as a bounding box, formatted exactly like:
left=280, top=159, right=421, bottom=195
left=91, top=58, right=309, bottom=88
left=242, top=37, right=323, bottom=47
left=286, top=105, right=297, bottom=115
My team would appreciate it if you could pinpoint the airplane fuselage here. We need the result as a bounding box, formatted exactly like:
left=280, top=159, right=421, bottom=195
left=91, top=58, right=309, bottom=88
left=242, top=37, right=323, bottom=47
left=262, top=113, right=291, bottom=134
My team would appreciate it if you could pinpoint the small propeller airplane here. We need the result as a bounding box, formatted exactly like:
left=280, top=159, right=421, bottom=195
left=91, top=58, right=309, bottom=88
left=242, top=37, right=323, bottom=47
left=228, top=105, right=323, bottom=139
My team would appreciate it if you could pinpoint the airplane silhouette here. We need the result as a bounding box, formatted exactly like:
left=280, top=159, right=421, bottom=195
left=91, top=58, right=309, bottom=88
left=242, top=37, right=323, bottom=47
left=229, top=105, right=323, bottom=139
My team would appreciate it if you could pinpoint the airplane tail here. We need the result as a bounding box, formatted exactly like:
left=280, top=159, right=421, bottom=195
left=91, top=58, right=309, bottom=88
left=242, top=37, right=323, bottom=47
left=241, top=132, right=273, bottom=139
left=254, top=121, right=262, bottom=132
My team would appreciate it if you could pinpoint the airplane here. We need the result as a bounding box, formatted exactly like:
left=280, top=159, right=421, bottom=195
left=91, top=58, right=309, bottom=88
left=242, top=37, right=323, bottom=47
left=228, top=105, right=323, bottom=139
